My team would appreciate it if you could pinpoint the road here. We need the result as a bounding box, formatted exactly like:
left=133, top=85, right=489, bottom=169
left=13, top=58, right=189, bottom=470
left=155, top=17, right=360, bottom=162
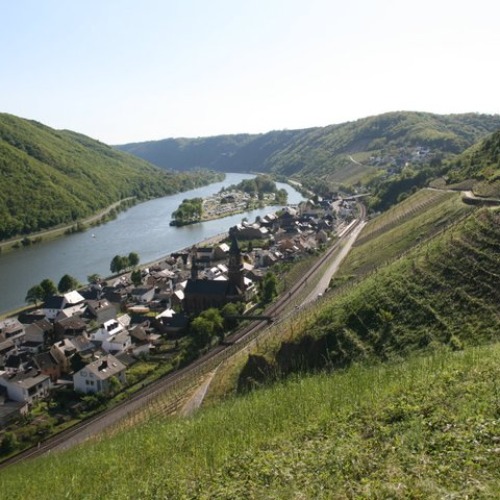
left=0, top=204, right=367, bottom=468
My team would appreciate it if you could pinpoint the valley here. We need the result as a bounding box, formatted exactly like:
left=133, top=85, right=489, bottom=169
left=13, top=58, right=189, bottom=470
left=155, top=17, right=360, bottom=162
left=0, top=110, right=499, bottom=498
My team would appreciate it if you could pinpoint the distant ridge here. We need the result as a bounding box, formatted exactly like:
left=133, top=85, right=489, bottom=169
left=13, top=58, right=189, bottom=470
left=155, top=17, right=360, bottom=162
left=116, top=111, right=500, bottom=179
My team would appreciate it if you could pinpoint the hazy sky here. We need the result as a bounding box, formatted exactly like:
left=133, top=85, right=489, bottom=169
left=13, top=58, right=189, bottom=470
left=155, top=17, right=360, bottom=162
left=2, top=0, right=499, bottom=144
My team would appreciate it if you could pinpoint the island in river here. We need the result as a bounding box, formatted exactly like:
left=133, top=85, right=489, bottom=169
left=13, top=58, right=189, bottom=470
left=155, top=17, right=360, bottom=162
left=170, top=176, right=288, bottom=226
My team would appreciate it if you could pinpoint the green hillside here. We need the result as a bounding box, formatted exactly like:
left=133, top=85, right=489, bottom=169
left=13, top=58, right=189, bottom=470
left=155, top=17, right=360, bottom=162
left=0, top=113, right=223, bottom=241
left=117, top=112, right=500, bottom=186
left=1, top=343, right=498, bottom=498
left=444, top=129, right=500, bottom=197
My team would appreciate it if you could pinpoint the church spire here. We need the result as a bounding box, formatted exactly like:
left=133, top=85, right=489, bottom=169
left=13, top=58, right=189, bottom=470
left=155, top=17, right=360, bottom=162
left=228, top=230, right=244, bottom=290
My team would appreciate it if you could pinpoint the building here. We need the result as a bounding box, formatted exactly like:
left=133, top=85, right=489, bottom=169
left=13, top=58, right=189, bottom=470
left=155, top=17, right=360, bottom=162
left=73, top=355, right=126, bottom=395
left=183, top=233, right=247, bottom=315
left=0, top=369, right=51, bottom=404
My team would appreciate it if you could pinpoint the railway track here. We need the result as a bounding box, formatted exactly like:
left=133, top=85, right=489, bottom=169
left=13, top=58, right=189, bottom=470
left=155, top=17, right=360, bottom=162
left=0, top=206, right=366, bottom=468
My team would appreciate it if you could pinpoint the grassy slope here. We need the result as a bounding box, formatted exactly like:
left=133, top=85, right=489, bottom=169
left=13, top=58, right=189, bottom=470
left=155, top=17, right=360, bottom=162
left=1, top=344, right=499, bottom=498
left=0, top=113, right=221, bottom=240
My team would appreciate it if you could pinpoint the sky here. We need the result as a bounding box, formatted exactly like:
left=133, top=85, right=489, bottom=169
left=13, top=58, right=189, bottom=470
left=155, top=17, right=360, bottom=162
left=1, top=0, right=499, bottom=144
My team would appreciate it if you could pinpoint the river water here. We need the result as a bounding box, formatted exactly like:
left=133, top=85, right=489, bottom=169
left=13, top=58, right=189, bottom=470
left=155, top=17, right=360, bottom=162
left=0, top=173, right=304, bottom=314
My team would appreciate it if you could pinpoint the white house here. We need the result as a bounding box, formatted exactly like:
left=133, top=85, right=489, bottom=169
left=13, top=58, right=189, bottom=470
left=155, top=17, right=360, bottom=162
left=43, top=290, right=86, bottom=321
left=91, top=319, right=124, bottom=343
left=73, top=354, right=126, bottom=394
left=91, top=319, right=131, bottom=354
left=102, top=330, right=131, bottom=354
left=0, top=369, right=51, bottom=404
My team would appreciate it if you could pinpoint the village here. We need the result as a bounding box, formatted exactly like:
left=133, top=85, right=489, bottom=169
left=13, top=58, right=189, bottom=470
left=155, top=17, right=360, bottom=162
left=0, top=194, right=356, bottom=438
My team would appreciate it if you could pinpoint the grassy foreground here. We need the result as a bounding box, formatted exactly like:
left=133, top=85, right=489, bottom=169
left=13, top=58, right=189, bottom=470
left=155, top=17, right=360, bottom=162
left=1, top=343, right=499, bottom=498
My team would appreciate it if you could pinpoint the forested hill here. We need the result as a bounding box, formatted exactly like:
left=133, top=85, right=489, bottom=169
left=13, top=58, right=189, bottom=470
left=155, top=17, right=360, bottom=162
left=0, top=113, right=222, bottom=241
left=117, top=112, right=500, bottom=179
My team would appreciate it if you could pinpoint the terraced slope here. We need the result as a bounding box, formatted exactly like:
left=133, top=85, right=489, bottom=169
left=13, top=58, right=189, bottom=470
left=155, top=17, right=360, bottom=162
left=339, top=189, right=473, bottom=279
left=236, top=206, right=499, bottom=383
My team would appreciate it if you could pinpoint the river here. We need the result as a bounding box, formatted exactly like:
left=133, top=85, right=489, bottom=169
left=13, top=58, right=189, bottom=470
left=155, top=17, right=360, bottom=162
left=0, top=173, right=304, bottom=315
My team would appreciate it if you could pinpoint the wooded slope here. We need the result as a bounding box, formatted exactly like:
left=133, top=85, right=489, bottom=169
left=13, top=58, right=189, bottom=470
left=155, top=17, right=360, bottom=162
left=0, top=113, right=221, bottom=240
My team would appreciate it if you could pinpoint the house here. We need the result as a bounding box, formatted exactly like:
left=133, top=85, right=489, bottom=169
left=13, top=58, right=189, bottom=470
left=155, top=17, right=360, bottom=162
left=213, top=243, right=230, bottom=260
left=43, top=290, right=86, bottom=321
left=50, top=339, right=77, bottom=373
left=102, top=330, right=131, bottom=354
left=154, top=309, right=189, bottom=336
left=0, top=340, right=16, bottom=367
left=130, top=286, right=155, bottom=304
left=54, top=315, right=87, bottom=339
left=195, top=247, right=214, bottom=264
left=233, top=223, right=269, bottom=240
left=90, top=319, right=131, bottom=354
left=73, top=354, right=126, bottom=395
left=24, top=318, right=54, bottom=346
left=0, top=369, right=51, bottom=404
left=4, top=350, right=33, bottom=374
left=0, top=318, right=25, bottom=346
left=91, top=319, right=124, bottom=343
left=86, top=299, right=117, bottom=324
left=33, top=352, right=61, bottom=382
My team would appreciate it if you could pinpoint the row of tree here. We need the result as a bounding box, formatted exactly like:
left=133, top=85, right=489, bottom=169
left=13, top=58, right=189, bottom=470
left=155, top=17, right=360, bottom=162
left=25, top=275, right=80, bottom=305
left=25, top=252, right=141, bottom=305
left=110, top=252, right=140, bottom=274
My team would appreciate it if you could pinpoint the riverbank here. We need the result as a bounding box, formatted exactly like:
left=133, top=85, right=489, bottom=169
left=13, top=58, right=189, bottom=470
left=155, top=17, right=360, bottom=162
left=0, top=197, right=136, bottom=254
left=0, top=174, right=304, bottom=314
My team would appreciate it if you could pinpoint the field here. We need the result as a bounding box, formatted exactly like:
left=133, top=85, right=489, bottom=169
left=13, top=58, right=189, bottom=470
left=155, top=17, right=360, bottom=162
left=1, top=343, right=499, bottom=498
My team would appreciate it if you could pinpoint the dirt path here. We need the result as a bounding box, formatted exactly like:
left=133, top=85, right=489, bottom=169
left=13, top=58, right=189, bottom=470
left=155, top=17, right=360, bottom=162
left=179, top=367, right=220, bottom=417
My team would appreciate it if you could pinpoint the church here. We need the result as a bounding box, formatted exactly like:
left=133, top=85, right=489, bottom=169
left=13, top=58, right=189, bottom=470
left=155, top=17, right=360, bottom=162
left=183, top=232, right=249, bottom=316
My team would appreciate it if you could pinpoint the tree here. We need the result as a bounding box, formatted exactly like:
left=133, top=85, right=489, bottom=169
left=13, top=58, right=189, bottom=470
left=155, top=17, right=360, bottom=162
left=87, top=273, right=101, bottom=284
left=261, top=271, right=278, bottom=304
left=201, top=308, right=224, bottom=342
left=39, top=278, right=57, bottom=301
left=130, top=269, right=142, bottom=287
left=25, top=284, right=43, bottom=305
left=57, top=274, right=80, bottom=293
left=0, top=432, right=18, bottom=456
left=221, top=302, right=242, bottom=330
left=128, top=252, right=140, bottom=268
left=190, top=308, right=225, bottom=347
left=110, top=255, right=129, bottom=274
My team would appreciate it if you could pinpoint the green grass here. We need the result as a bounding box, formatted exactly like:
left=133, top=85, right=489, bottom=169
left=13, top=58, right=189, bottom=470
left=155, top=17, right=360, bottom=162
left=1, top=343, right=499, bottom=498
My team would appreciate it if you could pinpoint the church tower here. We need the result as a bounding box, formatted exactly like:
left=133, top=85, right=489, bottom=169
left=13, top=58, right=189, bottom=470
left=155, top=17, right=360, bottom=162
left=228, top=231, right=245, bottom=291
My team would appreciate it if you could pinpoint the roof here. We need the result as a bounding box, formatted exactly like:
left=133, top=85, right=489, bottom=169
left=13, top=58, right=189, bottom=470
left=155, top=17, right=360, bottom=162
left=63, top=290, right=85, bottom=304
left=70, top=335, right=95, bottom=353
left=184, top=279, right=241, bottom=296
left=33, top=352, right=59, bottom=371
left=0, top=318, right=24, bottom=335
left=0, top=369, right=49, bottom=389
left=55, top=315, right=87, bottom=330
left=77, top=354, right=126, bottom=381
left=44, top=296, right=65, bottom=310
